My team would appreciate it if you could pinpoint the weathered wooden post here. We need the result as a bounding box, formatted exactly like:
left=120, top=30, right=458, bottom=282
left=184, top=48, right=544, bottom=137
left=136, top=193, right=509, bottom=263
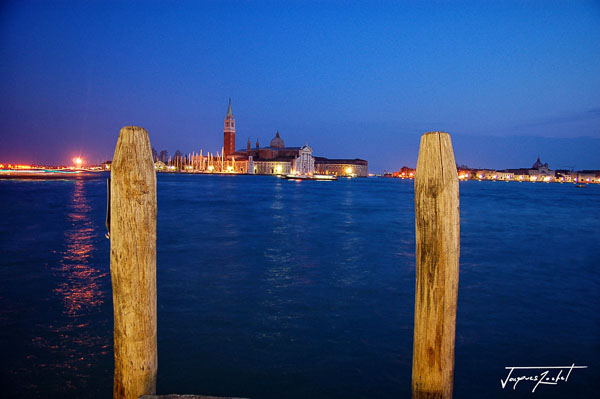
left=111, top=126, right=158, bottom=399
left=412, top=132, right=460, bottom=399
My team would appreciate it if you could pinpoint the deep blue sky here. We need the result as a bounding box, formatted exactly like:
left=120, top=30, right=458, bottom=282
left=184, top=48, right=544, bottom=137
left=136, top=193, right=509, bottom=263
left=1, top=0, right=599, bottom=171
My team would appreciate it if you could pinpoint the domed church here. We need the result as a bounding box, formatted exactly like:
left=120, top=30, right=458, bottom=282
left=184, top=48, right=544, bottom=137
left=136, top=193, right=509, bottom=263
left=230, top=130, right=314, bottom=175
left=270, top=131, right=285, bottom=148
left=224, top=100, right=367, bottom=176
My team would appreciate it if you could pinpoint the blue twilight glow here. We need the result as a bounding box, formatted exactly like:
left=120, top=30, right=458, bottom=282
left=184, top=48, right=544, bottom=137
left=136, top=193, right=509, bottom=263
left=0, top=0, right=599, bottom=171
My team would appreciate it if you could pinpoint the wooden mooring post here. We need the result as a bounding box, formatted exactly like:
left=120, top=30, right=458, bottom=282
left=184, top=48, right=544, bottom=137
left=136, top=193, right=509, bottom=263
left=111, top=126, right=158, bottom=399
left=412, top=132, right=460, bottom=399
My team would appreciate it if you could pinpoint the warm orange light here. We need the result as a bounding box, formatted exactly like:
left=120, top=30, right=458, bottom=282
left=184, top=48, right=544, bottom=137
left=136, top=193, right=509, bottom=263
left=73, top=157, right=83, bottom=166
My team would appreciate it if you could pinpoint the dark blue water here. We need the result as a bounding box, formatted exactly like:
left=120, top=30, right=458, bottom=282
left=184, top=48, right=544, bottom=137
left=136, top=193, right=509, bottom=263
left=1, top=174, right=598, bottom=398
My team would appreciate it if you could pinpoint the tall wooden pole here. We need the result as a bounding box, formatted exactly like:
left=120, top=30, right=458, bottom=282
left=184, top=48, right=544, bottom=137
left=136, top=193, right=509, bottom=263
left=412, top=132, right=460, bottom=399
left=111, top=126, right=158, bottom=399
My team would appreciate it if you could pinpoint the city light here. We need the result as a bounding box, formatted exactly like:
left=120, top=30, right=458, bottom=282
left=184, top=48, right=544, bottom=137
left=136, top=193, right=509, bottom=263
left=73, top=157, right=83, bottom=167
left=345, top=167, right=353, bottom=175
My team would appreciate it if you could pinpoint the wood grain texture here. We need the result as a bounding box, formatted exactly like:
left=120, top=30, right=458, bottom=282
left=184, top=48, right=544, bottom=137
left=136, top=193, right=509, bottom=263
left=412, top=132, right=460, bottom=399
left=111, top=126, right=158, bottom=399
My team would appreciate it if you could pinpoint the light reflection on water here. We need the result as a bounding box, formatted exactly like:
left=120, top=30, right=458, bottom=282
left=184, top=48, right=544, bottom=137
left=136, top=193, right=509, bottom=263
left=39, top=179, right=110, bottom=394
left=57, top=180, right=105, bottom=315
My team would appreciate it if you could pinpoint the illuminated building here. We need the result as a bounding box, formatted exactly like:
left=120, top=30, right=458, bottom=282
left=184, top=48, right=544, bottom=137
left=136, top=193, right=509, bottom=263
left=223, top=100, right=367, bottom=176
left=151, top=99, right=367, bottom=175
left=232, top=131, right=314, bottom=175
left=575, top=170, right=600, bottom=183
left=223, top=98, right=236, bottom=158
left=506, top=156, right=555, bottom=182
left=314, top=158, right=368, bottom=177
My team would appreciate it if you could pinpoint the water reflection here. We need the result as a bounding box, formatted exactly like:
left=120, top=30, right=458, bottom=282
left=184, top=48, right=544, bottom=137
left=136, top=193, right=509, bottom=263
left=34, top=179, right=110, bottom=393
left=56, top=179, right=106, bottom=315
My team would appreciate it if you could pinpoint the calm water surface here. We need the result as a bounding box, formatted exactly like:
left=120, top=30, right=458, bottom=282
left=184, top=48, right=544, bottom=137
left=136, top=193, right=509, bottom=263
left=0, top=174, right=598, bottom=398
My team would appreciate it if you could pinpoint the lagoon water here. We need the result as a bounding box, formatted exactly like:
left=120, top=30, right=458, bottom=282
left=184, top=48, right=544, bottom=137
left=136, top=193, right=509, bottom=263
left=0, top=174, right=599, bottom=398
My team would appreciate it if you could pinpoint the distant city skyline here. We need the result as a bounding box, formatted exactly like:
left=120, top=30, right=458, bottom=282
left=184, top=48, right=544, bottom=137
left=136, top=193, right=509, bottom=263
left=1, top=1, right=599, bottom=172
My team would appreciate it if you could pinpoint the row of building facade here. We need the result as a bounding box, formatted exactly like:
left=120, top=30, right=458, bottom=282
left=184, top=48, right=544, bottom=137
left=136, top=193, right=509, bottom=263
left=154, top=100, right=368, bottom=177
left=389, top=157, right=599, bottom=183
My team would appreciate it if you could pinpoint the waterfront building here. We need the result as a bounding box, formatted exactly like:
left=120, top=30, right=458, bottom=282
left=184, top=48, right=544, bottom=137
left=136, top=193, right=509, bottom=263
left=314, top=157, right=368, bottom=177
left=475, top=169, right=496, bottom=180
left=457, top=168, right=472, bottom=180
left=512, top=171, right=529, bottom=182
left=390, top=166, right=416, bottom=178
left=575, top=170, right=600, bottom=183
left=554, top=170, right=575, bottom=183
left=383, top=157, right=597, bottom=184
left=504, top=156, right=555, bottom=182
left=154, top=99, right=367, bottom=175
left=496, top=171, right=514, bottom=181
left=222, top=100, right=366, bottom=176
left=231, top=131, right=314, bottom=175
left=527, top=156, right=554, bottom=181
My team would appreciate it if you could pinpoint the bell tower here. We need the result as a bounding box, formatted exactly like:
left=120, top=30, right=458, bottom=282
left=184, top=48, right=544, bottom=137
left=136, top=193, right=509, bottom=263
left=224, top=98, right=235, bottom=158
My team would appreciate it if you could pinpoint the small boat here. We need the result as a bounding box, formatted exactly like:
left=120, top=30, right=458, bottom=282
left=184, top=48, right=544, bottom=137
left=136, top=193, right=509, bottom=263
left=575, top=183, right=587, bottom=188
left=283, top=174, right=337, bottom=181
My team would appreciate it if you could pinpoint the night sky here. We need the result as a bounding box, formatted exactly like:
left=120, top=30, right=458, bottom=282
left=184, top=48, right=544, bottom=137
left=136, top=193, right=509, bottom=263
left=1, top=0, right=599, bottom=172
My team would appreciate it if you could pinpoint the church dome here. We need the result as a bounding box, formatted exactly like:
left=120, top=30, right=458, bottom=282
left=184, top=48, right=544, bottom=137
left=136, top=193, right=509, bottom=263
left=270, top=131, right=285, bottom=148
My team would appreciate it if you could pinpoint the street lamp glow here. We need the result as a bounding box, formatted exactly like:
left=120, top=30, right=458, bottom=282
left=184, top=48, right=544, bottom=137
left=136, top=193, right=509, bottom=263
left=73, top=157, right=83, bottom=166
